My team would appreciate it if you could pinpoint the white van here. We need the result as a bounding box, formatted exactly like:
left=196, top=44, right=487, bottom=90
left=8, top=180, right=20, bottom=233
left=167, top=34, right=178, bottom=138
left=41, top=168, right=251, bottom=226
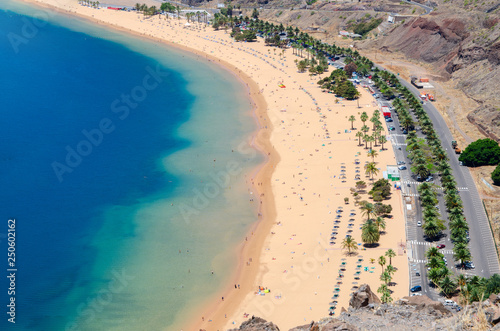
left=444, top=300, right=455, bottom=306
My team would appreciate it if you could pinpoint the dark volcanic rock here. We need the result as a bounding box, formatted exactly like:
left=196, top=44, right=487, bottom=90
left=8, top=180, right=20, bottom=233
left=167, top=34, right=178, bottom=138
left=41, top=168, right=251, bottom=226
left=289, top=319, right=358, bottom=331
left=349, top=284, right=380, bottom=309
left=229, top=316, right=280, bottom=331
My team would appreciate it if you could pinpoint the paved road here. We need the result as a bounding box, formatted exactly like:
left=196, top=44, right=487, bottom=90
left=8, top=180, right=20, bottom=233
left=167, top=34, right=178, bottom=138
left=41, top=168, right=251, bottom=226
left=366, top=72, right=500, bottom=300
left=397, top=78, right=500, bottom=277
left=403, top=0, right=433, bottom=15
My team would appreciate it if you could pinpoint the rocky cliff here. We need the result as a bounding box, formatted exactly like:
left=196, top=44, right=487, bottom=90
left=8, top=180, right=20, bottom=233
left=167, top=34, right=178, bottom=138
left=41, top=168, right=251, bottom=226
left=229, top=285, right=500, bottom=330
left=197, top=0, right=500, bottom=141
left=356, top=4, right=500, bottom=141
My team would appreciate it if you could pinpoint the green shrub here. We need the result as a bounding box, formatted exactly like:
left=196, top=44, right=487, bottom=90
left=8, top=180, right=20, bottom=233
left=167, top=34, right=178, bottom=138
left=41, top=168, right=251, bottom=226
left=351, top=18, right=383, bottom=36
left=459, top=138, right=500, bottom=167
left=370, top=179, right=391, bottom=199
left=492, top=164, right=500, bottom=185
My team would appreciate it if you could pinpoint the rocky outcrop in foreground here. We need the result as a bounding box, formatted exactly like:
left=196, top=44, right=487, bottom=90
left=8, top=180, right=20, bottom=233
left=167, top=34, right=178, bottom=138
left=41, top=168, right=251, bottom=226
left=230, top=285, right=500, bottom=330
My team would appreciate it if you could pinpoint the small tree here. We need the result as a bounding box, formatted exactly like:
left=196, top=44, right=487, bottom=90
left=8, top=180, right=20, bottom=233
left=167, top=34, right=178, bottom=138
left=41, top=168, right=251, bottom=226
left=385, top=249, right=396, bottom=265
left=378, top=255, right=386, bottom=272
left=349, top=115, right=356, bottom=130
left=492, top=164, right=500, bottom=186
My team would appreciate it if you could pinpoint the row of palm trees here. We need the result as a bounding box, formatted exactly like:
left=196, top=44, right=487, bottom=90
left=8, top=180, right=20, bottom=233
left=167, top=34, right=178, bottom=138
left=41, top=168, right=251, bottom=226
left=373, top=68, right=478, bottom=294
left=350, top=111, right=388, bottom=152
left=390, top=74, right=473, bottom=266
left=425, top=246, right=455, bottom=296
left=135, top=3, right=158, bottom=17
left=186, top=11, right=208, bottom=23
left=424, top=247, right=500, bottom=303
left=359, top=201, right=387, bottom=245
left=219, top=17, right=374, bottom=72
left=78, top=0, right=99, bottom=8
left=296, top=54, right=328, bottom=75
left=417, top=181, right=446, bottom=239
left=377, top=250, right=397, bottom=303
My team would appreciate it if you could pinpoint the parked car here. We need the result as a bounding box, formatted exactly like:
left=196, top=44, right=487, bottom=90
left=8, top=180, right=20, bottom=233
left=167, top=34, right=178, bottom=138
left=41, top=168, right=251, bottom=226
left=388, top=126, right=396, bottom=131
left=425, top=176, right=434, bottom=182
left=465, top=262, right=475, bottom=269
left=410, top=293, right=422, bottom=296
left=397, top=161, right=406, bottom=165
left=385, top=118, right=393, bottom=122
left=444, top=300, right=456, bottom=306
left=416, top=271, right=420, bottom=276
left=417, top=221, right=422, bottom=227
left=410, top=285, right=422, bottom=292
left=437, top=244, right=446, bottom=249
left=398, top=166, right=407, bottom=170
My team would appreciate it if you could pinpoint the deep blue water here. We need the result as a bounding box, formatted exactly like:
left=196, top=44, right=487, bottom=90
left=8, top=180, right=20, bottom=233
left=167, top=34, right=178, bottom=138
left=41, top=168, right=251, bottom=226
left=0, top=2, right=262, bottom=330
left=0, top=7, right=191, bottom=330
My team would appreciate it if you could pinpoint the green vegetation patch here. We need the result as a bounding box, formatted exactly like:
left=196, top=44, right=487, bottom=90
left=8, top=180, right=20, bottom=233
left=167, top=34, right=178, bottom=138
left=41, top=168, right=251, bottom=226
left=459, top=138, right=500, bottom=166
left=349, top=18, right=383, bottom=36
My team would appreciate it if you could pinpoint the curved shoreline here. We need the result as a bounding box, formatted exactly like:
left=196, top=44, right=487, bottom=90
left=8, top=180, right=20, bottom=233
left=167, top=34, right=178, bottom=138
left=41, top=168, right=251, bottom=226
left=12, top=0, right=280, bottom=329
left=12, top=1, right=410, bottom=329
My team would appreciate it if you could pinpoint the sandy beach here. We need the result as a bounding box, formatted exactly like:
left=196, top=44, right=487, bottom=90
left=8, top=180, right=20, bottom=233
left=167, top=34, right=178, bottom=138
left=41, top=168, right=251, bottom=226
left=15, top=1, right=409, bottom=329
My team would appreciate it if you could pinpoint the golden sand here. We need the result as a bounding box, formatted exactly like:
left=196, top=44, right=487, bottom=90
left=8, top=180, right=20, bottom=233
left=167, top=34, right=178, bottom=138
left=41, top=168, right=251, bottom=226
left=19, top=1, right=409, bottom=329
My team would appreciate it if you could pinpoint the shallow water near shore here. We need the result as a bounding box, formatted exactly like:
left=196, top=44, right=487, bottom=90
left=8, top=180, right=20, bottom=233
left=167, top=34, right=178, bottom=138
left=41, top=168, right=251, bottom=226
left=0, top=1, right=261, bottom=329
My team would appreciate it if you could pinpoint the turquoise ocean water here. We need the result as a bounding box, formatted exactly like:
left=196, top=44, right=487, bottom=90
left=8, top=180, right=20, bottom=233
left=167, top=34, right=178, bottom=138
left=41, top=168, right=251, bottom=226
left=0, top=1, right=262, bottom=330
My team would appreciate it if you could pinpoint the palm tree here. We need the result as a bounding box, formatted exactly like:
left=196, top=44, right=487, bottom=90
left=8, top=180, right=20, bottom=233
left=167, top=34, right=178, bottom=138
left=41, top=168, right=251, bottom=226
left=377, top=283, right=389, bottom=295
left=422, top=218, right=446, bottom=239
left=440, top=276, right=457, bottom=297
left=381, top=290, right=393, bottom=303
left=375, top=216, right=386, bottom=232
left=360, top=112, right=368, bottom=126
left=341, top=236, right=358, bottom=255
left=378, top=255, right=386, bottom=273
left=360, top=202, right=375, bottom=221
left=380, top=270, right=392, bottom=285
left=456, top=274, right=467, bottom=288
left=355, top=130, right=363, bottom=146
left=386, top=264, right=396, bottom=277
left=364, top=162, right=379, bottom=180
left=362, top=220, right=380, bottom=244
left=361, top=124, right=369, bottom=133
left=454, top=247, right=472, bottom=268
left=297, top=60, right=307, bottom=72
left=428, top=267, right=442, bottom=285
left=363, top=134, right=370, bottom=149
left=379, top=135, right=387, bottom=150
left=367, top=149, right=378, bottom=162
left=427, top=256, right=445, bottom=269
left=349, top=115, right=356, bottom=130
left=385, top=249, right=396, bottom=265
